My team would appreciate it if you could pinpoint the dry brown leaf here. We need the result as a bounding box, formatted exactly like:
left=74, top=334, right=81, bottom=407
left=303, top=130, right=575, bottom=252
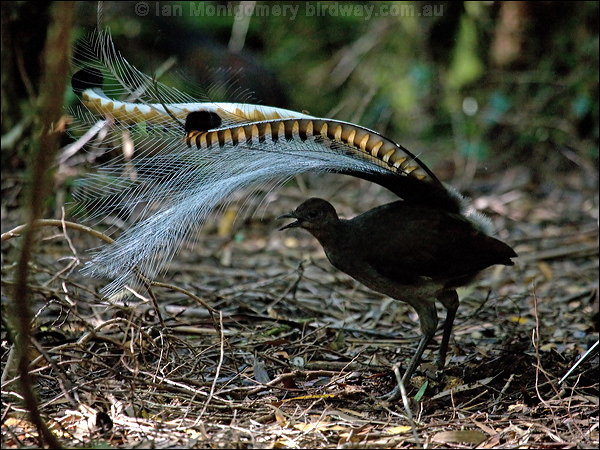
left=385, top=425, right=412, bottom=434
left=293, top=421, right=341, bottom=432
left=217, top=206, right=238, bottom=237
left=432, top=429, right=488, bottom=445
left=537, top=261, right=554, bottom=280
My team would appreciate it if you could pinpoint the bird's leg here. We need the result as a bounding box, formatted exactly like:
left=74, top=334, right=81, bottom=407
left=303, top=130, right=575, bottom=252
left=401, top=331, right=434, bottom=384
left=402, top=299, right=438, bottom=382
left=380, top=298, right=438, bottom=401
left=436, top=289, right=459, bottom=371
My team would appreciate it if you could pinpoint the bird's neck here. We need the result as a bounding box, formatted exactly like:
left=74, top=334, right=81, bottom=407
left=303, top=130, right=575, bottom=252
left=307, top=219, right=348, bottom=248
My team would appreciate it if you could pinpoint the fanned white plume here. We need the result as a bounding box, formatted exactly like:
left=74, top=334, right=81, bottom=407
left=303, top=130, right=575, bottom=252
left=70, top=31, right=460, bottom=296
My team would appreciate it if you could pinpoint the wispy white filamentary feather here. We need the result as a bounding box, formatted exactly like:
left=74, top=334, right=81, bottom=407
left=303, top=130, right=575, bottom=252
left=70, top=31, right=466, bottom=296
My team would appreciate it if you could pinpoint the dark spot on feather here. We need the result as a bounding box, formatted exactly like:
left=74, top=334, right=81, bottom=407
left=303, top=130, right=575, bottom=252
left=185, top=110, right=222, bottom=133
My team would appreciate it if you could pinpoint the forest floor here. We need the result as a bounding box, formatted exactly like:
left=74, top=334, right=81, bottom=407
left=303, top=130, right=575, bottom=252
left=1, top=165, right=598, bottom=449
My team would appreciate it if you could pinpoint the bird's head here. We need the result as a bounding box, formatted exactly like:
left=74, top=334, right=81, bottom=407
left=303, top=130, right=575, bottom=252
left=278, top=198, right=339, bottom=233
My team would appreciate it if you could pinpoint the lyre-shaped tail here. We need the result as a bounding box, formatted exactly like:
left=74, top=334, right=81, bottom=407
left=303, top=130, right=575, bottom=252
left=70, top=31, right=460, bottom=296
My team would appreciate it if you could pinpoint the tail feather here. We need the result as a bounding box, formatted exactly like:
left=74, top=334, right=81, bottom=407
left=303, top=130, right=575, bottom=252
left=70, top=30, right=461, bottom=296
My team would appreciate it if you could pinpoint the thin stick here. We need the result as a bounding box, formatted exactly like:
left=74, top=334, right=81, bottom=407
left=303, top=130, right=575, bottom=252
left=200, top=311, right=226, bottom=417
left=2, top=219, right=114, bottom=244
left=393, top=364, right=421, bottom=447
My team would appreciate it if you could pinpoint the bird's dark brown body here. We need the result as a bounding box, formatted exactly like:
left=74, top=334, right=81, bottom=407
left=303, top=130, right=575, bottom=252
left=280, top=197, right=516, bottom=396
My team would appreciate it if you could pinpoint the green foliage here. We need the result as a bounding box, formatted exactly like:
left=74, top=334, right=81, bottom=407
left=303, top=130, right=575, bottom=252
left=447, top=15, right=484, bottom=90
left=414, top=379, right=428, bottom=402
left=5, top=1, right=598, bottom=179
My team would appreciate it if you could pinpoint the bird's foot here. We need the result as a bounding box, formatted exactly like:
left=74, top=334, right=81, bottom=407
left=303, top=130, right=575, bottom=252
left=378, top=385, right=402, bottom=402
left=377, top=363, right=409, bottom=402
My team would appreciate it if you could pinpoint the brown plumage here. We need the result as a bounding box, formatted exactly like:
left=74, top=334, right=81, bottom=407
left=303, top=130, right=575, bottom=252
left=279, top=197, right=516, bottom=398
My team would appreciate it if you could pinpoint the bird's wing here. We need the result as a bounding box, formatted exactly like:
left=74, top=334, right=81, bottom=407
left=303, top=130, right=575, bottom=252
left=360, top=210, right=513, bottom=283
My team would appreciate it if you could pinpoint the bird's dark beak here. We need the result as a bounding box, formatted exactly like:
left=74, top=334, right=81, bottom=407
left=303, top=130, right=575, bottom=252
left=277, top=212, right=301, bottom=231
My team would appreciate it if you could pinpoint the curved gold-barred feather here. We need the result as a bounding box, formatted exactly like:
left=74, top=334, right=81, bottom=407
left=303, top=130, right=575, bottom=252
left=185, top=118, right=435, bottom=182
left=79, top=86, right=314, bottom=125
